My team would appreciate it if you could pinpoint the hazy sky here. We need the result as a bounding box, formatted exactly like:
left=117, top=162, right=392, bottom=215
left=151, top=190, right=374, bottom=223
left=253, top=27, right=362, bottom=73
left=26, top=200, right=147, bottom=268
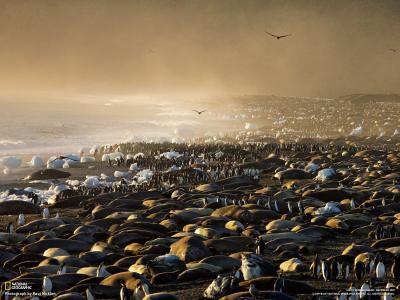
left=0, top=0, right=399, bottom=98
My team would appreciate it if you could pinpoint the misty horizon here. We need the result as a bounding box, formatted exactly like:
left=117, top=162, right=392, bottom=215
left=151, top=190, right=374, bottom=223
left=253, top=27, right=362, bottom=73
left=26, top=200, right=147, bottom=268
left=0, top=0, right=399, bottom=99
left=1, top=0, right=400, bottom=157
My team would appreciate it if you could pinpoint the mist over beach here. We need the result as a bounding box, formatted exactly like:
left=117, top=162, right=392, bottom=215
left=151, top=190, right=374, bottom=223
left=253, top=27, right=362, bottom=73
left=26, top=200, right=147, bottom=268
left=0, top=94, right=252, bottom=155
left=0, top=0, right=399, bottom=156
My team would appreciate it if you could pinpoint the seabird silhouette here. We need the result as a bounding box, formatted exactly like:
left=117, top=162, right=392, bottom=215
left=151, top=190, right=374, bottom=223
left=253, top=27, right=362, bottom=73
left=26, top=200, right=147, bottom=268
left=193, top=110, right=206, bottom=115
left=265, top=31, right=291, bottom=40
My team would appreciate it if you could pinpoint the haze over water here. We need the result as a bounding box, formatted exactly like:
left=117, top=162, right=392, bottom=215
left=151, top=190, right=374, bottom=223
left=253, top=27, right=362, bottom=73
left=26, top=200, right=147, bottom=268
left=1, top=0, right=400, bottom=155
left=0, top=94, right=247, bottom=155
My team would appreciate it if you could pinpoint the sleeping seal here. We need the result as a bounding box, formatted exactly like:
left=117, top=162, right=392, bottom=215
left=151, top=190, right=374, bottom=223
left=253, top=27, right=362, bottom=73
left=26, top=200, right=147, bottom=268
left=24, top=169, right=71, bottom=180
left=169, top=236, right=212, bottom=262
left=22, top=239, right=90, bottom=253
left=0, top=200, right=41, bottom=215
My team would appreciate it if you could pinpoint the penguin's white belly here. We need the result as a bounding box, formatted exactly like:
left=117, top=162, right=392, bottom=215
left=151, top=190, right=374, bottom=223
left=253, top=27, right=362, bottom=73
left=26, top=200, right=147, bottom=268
left=241, top=264, right=263, bottom=280
left=376, top=262, right=385, bottom=279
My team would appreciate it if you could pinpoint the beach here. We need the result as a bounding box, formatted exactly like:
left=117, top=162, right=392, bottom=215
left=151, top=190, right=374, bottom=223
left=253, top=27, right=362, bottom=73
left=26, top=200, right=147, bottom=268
left=0, top=137, right=399, bottom=299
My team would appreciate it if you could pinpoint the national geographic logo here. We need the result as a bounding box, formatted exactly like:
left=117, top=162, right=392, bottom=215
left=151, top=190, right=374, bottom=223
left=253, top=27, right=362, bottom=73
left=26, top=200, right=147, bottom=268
left=2, top=281, right=33, bottom=294
left=2, top=281, right=11, bottom=291
left=2, top=281, right=32, bottom=291
left=1, top=281, right=55, bottom=297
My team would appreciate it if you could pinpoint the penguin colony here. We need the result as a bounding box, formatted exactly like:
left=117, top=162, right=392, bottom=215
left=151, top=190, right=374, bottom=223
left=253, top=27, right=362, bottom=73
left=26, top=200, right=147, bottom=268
left=2, top=141, right=400, bottom=300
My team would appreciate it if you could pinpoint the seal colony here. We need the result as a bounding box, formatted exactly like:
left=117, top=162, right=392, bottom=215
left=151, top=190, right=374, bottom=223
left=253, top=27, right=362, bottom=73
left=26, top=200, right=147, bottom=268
left=2, top=140, right=400, bottom=299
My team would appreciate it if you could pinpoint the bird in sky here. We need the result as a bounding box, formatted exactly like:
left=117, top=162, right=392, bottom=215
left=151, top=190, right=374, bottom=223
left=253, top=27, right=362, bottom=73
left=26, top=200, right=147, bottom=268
left=265, top=31, right=291, bottom=40
left=389, top=48, right=398, bottom=53
left=193, top=110, right=206, bottom=115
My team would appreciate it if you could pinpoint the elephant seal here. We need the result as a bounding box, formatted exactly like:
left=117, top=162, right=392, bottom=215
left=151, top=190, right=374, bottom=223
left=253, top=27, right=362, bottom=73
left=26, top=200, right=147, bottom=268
left=342, top=243, right=374, bottom=256
left=177, top=267, right=216, bottom=282
left=211, top=206, right=254, bottom=223
left=274, top=169, right=314, bottom=181
left=151, top=270, right=180, bottom=284
left=0, top=200, right=41, bottom=215
left=43, top=273, right=90, bottom=292
left=279, top=257, right=307, bottom=273
left=3, top=253, right=45, bottom=269
left=194, top=183, right=222, bottom=193
left=200, top=255, right=241, bottom=272
left=24, top=169, right=71, bottom=180
left=43, top=248, right=70, bottom=257
left=100, top=271, right=151, bottom=291
left=22, top=239, right=90, bottom=253
left=204, top=238, right=252, bottom=253
left=239, top=276, right=316, bottom=294
left=186, top=262, right=222, bottom=274
left=49, top=195, right=91, bottom=208
left=40, top=255, right=89, bottom=268
left=169, top=236, right=212, bottom=262
left=79, top=251, right=107, bottom=264
left=302, top=188, right=354, bottom=202
left=266, top=220, right=299, bottom=231
left=372, top=237, right=400, bottom=249
left=16, top=218, right=65, bottom=233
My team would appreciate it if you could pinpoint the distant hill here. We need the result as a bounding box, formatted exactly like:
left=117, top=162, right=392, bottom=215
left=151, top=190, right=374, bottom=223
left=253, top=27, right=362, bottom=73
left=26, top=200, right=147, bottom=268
left=337, top=94, right=400, bottom=104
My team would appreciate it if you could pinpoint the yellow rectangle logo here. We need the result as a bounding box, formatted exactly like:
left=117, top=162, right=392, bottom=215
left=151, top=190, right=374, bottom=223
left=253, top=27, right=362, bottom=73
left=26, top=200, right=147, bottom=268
left=4, top=281, right=11, bottom=291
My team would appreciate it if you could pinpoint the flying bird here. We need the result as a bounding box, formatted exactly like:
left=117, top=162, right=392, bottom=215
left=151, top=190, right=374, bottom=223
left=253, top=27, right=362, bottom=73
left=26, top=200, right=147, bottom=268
left=389, top=48, right=398, bottom=53
left=193, top=110, right=206, bottom=115
left=265, top=31, right=291, bottom=40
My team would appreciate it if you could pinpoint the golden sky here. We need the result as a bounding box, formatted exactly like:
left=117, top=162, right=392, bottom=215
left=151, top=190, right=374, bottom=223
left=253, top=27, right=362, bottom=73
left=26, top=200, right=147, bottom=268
left=0, top=0, right=399, bottom=98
